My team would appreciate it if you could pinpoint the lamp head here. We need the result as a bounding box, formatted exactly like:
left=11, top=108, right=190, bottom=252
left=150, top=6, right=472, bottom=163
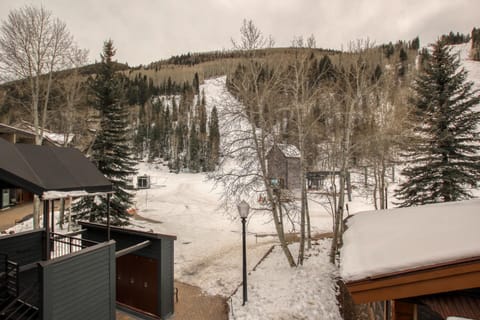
left=237, top=200, right=250, bottom=219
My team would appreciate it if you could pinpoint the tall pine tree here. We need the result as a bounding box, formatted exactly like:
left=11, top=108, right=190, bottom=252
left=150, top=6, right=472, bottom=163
left=74, top=40, right=137, bottom=225
left=395, top=40, right=480, bottom=206
left=207, top=106, right=220, bottom=171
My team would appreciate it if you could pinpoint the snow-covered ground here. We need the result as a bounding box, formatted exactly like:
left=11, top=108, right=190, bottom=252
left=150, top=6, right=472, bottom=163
left=230, top=241, right=341, bottom=320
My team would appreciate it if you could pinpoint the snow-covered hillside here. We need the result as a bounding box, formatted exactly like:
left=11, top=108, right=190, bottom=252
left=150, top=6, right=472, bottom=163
left=452, top=41, right=480, bottom=101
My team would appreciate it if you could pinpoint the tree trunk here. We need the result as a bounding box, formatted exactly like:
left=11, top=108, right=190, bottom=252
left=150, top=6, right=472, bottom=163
left=270, top=189, right=296, bottom=267
left=373, top=162, right=378, bottom=210
left=298, top=184, right=306, bottom=265
left=380, top=157, right=386, bottom=209
left=306, top=191, right=311, bottom=249
left=59, top=198, right=65, bottom=229
left=33, top=196, right=41, bottom=229
left=330, top=172, right=345, bottom=263
left=67, top=196, right=72, bottom=232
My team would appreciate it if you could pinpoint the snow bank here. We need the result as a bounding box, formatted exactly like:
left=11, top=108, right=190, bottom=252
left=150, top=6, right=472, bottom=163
left=340, top=199, right=480, bottom=282
left=230, top=241, right=341, bottom=320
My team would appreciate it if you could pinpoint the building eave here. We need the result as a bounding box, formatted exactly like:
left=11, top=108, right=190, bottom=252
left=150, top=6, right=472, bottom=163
left=345, top=256, right=480, bottom=304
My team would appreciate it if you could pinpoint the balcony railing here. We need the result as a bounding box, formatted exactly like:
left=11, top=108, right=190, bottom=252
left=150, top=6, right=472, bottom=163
left=49, top=231, right=99, bottom=259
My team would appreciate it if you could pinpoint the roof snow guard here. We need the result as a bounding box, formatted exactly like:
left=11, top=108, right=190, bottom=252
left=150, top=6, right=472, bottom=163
left=0, top=138, right=112, bottom=198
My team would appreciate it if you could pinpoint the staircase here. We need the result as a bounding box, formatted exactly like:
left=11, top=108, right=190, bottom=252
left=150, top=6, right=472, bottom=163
left=5, top=261, right=18, bottom=299
left=0, top=298, right=39, bottom=320
left=0, top=255, right=39, bottom=320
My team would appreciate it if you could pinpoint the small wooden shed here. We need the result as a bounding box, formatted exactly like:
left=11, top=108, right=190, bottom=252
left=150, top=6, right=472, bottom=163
left=266, top=144, right=301, bottom=190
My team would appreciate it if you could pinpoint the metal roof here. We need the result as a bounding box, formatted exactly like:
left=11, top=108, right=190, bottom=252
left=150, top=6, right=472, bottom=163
left=0, top=138, right=112, bottom=197
left=0, top=122, right=60, bottom=146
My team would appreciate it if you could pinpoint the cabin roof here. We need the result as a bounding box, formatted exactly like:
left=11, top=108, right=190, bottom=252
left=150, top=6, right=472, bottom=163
left=270, top=144, right=300, bottom=158
left=340, top=199, right=480, bottom=283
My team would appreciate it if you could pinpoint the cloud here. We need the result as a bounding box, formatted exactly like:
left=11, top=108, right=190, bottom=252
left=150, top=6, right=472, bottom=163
left=0, top=0, right=477, bottom=65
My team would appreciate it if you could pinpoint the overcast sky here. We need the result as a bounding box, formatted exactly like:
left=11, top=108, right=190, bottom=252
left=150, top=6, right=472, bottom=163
left=0, top=0, right=478, bottom=66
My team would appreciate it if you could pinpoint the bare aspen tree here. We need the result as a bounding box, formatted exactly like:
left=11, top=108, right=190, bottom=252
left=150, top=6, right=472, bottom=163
left=60, top=47, right=89, bottom=147
left=364, top=67, right=409, bottom=210
left=328, top=41, right=381, bottom=262
left=58, top=46, right=89, bottom=229
left=283, top=49, right=333, bottom=265
left=307, top=34, right=317, bottom=49
left=214, top=20, right=296, bottom=267
left=231, top=19, right=274, bottom=50
left=0, top=5, right=76, bottom=229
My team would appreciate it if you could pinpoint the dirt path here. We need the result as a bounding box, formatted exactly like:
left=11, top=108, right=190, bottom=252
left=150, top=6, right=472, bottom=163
left=173, top=281, right=228, bottom=320
left=0, top=203, right=33, bottom=232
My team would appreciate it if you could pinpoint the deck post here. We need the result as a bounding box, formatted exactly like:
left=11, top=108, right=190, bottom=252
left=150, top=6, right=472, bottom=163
left=107, top=193, right=111, bottom=241
left=43, top=200, right=50, bottom=260
left=51, top=199, right=55, bottom=234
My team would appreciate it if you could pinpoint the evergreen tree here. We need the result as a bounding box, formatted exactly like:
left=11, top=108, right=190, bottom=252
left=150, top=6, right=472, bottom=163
left=395, top=40, right=480, bottom=207
left=384, top=42, right=395, bottom=59
left=161, top=106, right=171, bottom=159
left=74, top=40, right=137, bottom=225
left=198, top=90, right=208, bottom=171
left=171, top=97, right=178, bottom=122
left=188, top=123, right=199, bottom=171
left=193, top=72, right=200, bottom=95
left=410, top=36, right=420, bottom=50
left=398, top=48, right=408, bottom=77
left=472, top=27, right=480, bottom=61
left=207, top=106, right=220, bottom=170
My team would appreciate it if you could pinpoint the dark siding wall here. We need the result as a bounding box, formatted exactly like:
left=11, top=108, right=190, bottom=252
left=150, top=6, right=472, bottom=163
left=267, top=147, right=287, bottom=184
left=267, top=146, right=301, bottom=190
left=82, top=228, right=162, bottom=258
left=287, top=158, right=301, bottom=189
left=82, top=226, right=175, bottom=318
left=160, top=239, right=174, bottom=317
left=0, top=230, right=43, bottom=265
left=40, top=241, right=116, bottom=320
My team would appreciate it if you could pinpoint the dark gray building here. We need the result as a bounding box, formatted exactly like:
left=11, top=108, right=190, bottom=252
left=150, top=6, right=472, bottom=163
left=80, top=222, right=176, bottom=319
left=266, top=144, right=301, bottom=190
left=0, top=138, right=176, bottom=320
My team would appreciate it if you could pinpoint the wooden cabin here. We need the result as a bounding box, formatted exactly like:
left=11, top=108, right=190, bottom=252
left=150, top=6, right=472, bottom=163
left=340, top=200, right=480, bottom=320
left=266, top=144, right=301, bottom=190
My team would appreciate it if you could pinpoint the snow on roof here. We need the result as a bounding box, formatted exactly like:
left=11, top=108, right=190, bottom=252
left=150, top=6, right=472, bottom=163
left=340, top=199, right=480, bottom=282
left=17, top=122, right=73, bottom=146
left=276, top=144, right=300, bottom=158
left=42, top=190, right=112, bottom=200
left=43, top=131, right=74, bottom=145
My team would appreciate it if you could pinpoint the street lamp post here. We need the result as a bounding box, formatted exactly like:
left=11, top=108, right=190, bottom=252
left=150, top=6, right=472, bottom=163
left=237, top=200, right=250, bottom=306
